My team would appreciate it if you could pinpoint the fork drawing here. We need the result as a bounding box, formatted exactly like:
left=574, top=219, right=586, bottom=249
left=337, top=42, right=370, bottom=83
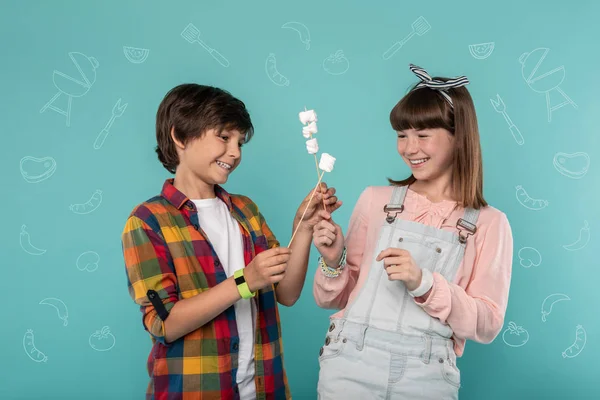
left=490, top=94, right=524, bottom=146
left=94, top=98, right=128, bottom=150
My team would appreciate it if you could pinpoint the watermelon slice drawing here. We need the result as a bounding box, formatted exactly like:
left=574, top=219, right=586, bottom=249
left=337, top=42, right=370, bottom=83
left=468, top=42, right=495, bottom=60
left=123, top=46, right=150, bottom=64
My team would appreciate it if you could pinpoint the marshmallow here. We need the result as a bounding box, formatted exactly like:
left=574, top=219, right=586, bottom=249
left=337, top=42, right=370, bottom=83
left=319, top=153, right=336, bottom=172
left=302, top=121, right=318, bottom=138
left=306, top=138, right=319, bottom=154
left=299, top=109, right=317, bottom=125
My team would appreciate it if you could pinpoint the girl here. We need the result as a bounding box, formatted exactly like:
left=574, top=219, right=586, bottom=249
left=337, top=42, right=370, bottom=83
left=311, top=64, right=513, bottom=399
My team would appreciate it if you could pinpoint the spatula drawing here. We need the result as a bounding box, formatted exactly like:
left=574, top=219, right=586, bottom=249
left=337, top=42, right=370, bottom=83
left=181, top=23, right=230, bottom=68
left=382, top=16, right=431, bottom=60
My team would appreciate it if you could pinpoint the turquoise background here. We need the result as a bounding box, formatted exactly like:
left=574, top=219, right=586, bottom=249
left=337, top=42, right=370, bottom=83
left=2, top=0, right=598, bottom=398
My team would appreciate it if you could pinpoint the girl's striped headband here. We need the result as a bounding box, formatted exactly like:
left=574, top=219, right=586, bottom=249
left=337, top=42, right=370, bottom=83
left=409, top=64, right=469, bottom=108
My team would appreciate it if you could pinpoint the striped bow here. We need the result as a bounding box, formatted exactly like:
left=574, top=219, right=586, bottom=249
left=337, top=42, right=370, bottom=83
left=409, top=64, right=469, bottom=107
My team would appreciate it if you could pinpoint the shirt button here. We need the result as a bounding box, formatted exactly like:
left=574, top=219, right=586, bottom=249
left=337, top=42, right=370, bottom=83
left=233, top=343, right=239, bottom=351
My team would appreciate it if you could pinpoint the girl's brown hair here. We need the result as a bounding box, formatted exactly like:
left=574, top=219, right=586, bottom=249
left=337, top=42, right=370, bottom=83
left=388, top=77, right=487, bottom=209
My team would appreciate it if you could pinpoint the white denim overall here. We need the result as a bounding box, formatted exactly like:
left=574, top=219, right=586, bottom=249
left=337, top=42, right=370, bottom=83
left=317, top=185, right=479, bottom=400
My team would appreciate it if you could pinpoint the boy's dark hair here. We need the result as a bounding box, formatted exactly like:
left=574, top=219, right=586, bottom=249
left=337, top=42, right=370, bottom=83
left=155, top=84, right=254, bottom=173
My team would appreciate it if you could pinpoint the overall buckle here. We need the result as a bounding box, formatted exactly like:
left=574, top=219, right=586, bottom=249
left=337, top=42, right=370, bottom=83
left=456, top=218, right=477, bottom=243
left=383, top=204, right=404, bottom=223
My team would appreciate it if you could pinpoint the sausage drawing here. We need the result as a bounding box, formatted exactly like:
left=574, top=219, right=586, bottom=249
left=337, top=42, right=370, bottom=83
left=23, top=329, right=48, bottom=363
left=69, top=190, right=103, bottom=214
left=562, top=325, right=586, bottom=359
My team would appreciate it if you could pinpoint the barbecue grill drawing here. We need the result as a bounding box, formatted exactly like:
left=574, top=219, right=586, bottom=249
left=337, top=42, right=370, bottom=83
left=40, top=52, right=99, bottom=127
left=519, top=47, right=577, bottom=122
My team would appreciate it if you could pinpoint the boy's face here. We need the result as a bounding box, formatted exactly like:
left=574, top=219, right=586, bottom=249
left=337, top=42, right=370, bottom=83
left=176, top=128, right=245, bottom=187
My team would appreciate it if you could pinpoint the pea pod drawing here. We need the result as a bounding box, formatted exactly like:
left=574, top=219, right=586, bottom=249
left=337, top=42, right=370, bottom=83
left=69, top=189, right=103, bottom=214
left=39, top=297, right=69, bottom=326
left=541, top=293, right=570, bottom=322
left=515, top=185, right=549, bottom=211
left=562, top=325, right=586, bottom=358
left=23, top=329, right=48, bottom=363
left=281, top=21, right=311, bottom=50
left=265, top=53, right=290, bottom=87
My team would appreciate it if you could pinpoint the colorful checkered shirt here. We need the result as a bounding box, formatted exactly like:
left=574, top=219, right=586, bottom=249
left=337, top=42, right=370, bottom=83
left=121, top=178, right=291, bottom=400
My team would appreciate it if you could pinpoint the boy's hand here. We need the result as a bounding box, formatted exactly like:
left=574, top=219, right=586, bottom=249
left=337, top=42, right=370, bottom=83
left=294, top=182, right=342, bottom=233
left=312, top=210, right=345, bottom=266
left=243, top=247, right=292, bottom=292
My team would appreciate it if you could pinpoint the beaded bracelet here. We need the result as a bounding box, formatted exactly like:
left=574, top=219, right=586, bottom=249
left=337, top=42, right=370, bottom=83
left=318, top=247, right=347, bottom=278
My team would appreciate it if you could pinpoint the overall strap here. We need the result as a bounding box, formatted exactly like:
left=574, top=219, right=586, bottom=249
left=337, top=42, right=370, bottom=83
left=383, top=185, right=408, bottom=223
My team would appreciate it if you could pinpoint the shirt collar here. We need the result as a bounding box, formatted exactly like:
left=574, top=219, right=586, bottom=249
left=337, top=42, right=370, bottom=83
left=161, top=178, right=234, bottom=212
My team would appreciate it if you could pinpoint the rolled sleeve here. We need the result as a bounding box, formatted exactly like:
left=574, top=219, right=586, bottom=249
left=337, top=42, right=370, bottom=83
left=122, top=215, right=178, bottom=344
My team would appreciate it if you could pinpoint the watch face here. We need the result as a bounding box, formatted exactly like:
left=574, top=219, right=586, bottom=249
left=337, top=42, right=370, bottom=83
left=235, top=275, right=245, bottom=286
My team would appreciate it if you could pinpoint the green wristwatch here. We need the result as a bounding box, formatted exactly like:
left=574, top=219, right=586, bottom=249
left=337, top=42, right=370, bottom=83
left=234, top=269, right=256, bottom=299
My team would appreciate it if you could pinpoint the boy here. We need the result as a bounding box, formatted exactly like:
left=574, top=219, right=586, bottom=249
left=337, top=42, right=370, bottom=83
left=121, top=84, right=341, bottom=400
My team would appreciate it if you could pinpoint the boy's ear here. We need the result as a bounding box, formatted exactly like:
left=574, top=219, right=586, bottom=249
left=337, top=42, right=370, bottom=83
left=170, top=127, right=185, bottom=150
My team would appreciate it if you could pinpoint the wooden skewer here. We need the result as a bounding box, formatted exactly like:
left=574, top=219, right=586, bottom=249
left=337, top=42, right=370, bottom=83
left=313, top=153, right=327, bottom=211
left=288, top=170, right=325, bottom=248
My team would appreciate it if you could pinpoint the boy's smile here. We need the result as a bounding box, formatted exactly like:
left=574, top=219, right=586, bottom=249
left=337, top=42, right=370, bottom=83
left=172, top=127, right=245, bottom=199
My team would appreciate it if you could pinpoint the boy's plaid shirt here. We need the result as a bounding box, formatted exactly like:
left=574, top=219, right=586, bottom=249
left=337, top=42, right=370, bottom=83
left=121, top=178, right=291, bottom=400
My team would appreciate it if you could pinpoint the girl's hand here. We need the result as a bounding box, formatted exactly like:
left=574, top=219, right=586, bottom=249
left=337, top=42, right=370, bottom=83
left=376, top=248, right=422, bottom=291
left=312, top=211, right=345, bottom=266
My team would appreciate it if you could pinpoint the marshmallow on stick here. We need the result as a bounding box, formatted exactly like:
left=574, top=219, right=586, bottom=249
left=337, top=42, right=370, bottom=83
left=299, top=108, right=327, bottom=211
left=288, top=153, right=336, bottom=247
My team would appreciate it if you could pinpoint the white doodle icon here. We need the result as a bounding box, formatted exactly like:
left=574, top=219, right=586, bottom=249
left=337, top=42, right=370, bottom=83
left=541, top=293, right=570, bottom=322
left=562, top=220, right=590, bottom=252
left=20, top=225, right=47, bottom=256
left=281, top=21, right=310, bottom=50
left=23, top=329, right=48, bottom=363
left=518, top=247, right=542, bottom=268
left=515, top=185, right=549, bottom=210
left=69, top=189, right=103, bottom=214
left=20, top=156, right=56, bottom=183
left=94, top=98, right=128, bottom=150
left=519, top=47, right=577, bottom=122
left=553, top=152, right=590, bottom=179
left=39, top=297, right=69, bottom=326
left=468, top=42, right=495, bottom=60
left=40, top=51, right=99, bottom=127
left=562, top=325, right=586, bottom=359
left=490, top=95, right=524, bottom=145
left=323, top=50, right=349, bottom=76
left=265, top=53, right=290, bottom=87
left=76, top=251, right=100, bottom=272
left=502, top=321, right=529, bottom=348
left=123, top=46, right=150, bottom=64
left=89, top=326, right=116, bottom=352
left=181, top=23, right=230, bottom=68
left=382, top=16, right=431, bottom=60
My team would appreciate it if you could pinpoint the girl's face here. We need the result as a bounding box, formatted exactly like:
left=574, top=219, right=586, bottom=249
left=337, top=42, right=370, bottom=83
left=396, top=128, right=455, bottom=182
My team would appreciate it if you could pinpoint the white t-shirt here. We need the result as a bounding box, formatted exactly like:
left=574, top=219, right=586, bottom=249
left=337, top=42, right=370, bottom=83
left=192, top=197, right=256, bottom=400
